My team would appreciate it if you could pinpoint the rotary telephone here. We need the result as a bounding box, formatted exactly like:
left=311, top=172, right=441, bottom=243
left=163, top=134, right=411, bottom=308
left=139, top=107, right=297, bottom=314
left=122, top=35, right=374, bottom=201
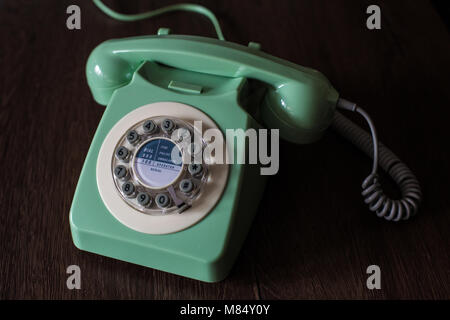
left=69, top=1, right=422, bottom=282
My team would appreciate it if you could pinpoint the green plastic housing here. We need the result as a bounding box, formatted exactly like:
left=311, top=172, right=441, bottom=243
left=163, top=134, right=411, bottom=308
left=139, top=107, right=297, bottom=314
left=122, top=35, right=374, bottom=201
left=70, top=34, right=339, bottom=282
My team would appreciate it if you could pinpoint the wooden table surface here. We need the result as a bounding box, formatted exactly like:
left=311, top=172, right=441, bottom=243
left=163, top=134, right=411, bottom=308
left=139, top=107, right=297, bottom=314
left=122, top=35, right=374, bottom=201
left=1, top=0, right=449, bottom=300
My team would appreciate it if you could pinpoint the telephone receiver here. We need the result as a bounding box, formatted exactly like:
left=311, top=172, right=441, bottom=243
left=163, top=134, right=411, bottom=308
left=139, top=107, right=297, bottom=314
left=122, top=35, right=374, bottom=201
left=86, top=34, right=338, bottom=144
left=70, top=15, right=421, bottom=282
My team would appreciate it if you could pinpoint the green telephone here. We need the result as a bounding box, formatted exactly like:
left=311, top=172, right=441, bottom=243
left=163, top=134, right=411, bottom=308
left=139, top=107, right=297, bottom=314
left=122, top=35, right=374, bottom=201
left=70, top=2, right=422, bottom=282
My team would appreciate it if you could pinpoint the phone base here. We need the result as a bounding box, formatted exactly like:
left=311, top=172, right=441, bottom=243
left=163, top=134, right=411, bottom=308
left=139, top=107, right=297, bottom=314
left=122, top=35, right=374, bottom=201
left=70, top=62, right=268, bottom=282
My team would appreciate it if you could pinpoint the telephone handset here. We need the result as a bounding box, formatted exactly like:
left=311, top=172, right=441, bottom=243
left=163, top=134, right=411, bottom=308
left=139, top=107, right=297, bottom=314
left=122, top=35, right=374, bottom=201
left=86, top=34, right=338, bottom=144
left=70, top=2, right=422, bottom=282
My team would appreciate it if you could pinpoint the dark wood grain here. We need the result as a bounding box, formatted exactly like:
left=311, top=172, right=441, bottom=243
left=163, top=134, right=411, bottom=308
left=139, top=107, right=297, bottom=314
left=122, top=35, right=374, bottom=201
left=0, top=0, right=449, bottom=299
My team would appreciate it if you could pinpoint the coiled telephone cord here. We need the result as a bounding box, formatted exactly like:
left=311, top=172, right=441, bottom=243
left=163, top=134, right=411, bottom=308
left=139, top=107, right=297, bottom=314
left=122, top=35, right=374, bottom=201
left=333, top=99, right=422, bottom=221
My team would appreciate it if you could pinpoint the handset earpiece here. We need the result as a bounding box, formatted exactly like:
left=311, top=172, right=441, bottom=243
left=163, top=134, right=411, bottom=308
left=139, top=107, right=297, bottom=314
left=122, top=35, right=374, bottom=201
left=262, top=80, right=338, bottom=144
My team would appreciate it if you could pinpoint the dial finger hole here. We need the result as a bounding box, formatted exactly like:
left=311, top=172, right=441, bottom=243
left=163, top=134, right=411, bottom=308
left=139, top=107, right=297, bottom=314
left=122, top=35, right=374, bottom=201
left=114, top=165, right=128, bottom=180
left=126, top=130, right=140, bottom=144
left=155, top=193, right=170, bottom=208
left=122, top=182, right=136, bottom=197
left=115, top=146, right=129, bottom=161
left=137, top=192, right=151, bottom=207
left=143, top=120, right=156, bottom=134
left=161, top=118, right=175, bottom=133
left=179, top=179, right=194, bottom=194
left=188, top=163, right=203, bottom=176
